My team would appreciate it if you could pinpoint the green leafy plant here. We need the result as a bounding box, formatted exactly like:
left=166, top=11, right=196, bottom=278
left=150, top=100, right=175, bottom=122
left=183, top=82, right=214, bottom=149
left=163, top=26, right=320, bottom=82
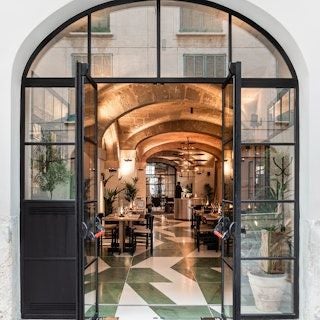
left=33, top=131, right=71, bottom=199
left=204, top=183, right=213, bottom=204
left=124, top=177, right=139, bottom=204
left=102, top=174, right=124, bottom=215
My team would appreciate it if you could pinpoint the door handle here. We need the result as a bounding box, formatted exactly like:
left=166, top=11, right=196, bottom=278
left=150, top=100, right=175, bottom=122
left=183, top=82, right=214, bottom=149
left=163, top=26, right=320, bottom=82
left=81, top=222, right=88, bottom=239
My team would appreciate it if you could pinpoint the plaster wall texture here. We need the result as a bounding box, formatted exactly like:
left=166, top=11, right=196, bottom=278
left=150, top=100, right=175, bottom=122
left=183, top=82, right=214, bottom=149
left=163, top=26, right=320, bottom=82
left=0, top=0, right=320, bottom=319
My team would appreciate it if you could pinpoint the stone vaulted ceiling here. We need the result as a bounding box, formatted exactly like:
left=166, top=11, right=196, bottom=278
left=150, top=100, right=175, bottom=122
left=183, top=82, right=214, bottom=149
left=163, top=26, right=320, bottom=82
left=98, top=83, right=222, bottom=166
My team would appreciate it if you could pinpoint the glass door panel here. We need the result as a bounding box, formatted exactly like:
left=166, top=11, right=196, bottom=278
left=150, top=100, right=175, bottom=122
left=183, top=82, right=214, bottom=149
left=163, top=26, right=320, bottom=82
left=240, top=87, right=297, bottom=316
left=76, top=62, right=99, bottom=320
left=221, top=62, right=241, bottom=319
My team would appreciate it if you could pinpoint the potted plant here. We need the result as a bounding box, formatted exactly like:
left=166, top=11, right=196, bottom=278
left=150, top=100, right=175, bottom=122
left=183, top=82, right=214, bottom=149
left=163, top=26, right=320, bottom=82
left=247, top=151, right=293, bottom=312
left=247, top=224, right=292, bottom=312
left=124, top=177, right=138, bottom=209
left=102, top=174, right=124, bottom=216
left=33, top=131, right=71, bottom=199
left=203, top=183, right=213, bottom=206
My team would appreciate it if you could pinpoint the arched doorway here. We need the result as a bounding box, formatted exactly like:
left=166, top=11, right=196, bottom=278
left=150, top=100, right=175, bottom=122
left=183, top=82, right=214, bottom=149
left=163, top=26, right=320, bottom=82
left=21, top=1, right=299, bottom=319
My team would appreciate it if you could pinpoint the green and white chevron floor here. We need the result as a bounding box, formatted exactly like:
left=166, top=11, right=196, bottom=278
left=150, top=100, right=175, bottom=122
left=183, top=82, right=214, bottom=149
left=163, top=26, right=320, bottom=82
left=85, top=214, right=231, bottom=320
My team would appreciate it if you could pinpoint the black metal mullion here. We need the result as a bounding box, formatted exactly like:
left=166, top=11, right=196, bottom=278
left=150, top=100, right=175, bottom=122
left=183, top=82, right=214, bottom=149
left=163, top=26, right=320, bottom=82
left=241, top=199, right=295, bottom=203
left=228, top=13, right=232, bottom=64
left=75, top=62, right=85, bottom=320
left=23, top=77, right=298, bottom=87
left=293, top=81, right=300, bottom=317
left=24, top=142, right=75, bottom=146
left=241, top=256, right=295, bottom=261
left=221, top=73, right=226, bottom=318
left=88, top=14, right=92, bottom=76
left=157, top=0, right=161, bottom=78
left=232, top=61, right=242, bottom=320
left=240, top=313, right=298, bottom=319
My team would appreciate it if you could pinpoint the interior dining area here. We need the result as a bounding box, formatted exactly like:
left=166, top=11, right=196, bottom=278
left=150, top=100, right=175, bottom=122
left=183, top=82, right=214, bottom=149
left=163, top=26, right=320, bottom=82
left=91, top=82, right=225, bottom=319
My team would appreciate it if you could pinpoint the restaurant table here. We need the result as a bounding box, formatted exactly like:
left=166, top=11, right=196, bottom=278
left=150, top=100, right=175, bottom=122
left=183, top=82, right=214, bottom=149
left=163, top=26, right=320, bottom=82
left=104, top=213, right=141, bottom=253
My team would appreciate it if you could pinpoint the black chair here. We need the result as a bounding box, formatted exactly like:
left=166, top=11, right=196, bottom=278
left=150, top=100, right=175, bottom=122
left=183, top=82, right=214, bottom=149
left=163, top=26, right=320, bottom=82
left=134, top=214, right=154, bottom=254
left=123, top=227, right=136, bottom=255
left=97, top=212, right=119, bottom=255
left=195, top=215, right=213, bottom=252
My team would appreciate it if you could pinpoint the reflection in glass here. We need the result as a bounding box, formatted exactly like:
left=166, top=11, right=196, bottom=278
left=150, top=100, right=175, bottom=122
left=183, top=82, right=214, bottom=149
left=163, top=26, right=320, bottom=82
left=25, top=145, right=75, bottom=200
left=84, top=203, right=97, bottom=267
left=241, top=203, right=294, bottom=258
left=232, top=17, right=292, bottom=78
left=241, top=88, right=295, bottom=143
left=223, top=84, right=233, bottom=143
left=161, top=1, right=228, bottom=77
left=241, top=260, right=294, bottom=314
left=84, top=83, right=97, bottom=140
left=28, top=17, right=88, bottom=77
left=241, top=145, right=294, bottom=201
left=25, top=88, right=75, bottom=143
left=84, top=260, right=97, bottom=318
left=91, top=2, right=156, bottom=77
left=84, top=142, right=97, bottom=202
left=223, top=142, right=233, bottom=201
left=222, top=262, right=233, bottom=318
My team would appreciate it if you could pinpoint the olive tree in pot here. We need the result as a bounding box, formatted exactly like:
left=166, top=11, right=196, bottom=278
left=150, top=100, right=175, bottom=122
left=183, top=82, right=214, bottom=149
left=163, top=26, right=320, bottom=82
left=247, top=151, right=293, bottom=312
left=33, top=131, right=71, bottom=199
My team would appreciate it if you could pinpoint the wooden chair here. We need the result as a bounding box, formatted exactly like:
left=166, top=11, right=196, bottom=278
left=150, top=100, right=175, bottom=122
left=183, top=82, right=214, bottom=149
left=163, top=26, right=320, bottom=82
left=98, top=213, right=119, bottom=255
left=133, top=214, right=154, bottom=254
left=195, top=214, right=213, bottom=252
left=123, top=227, right=136, bottom=255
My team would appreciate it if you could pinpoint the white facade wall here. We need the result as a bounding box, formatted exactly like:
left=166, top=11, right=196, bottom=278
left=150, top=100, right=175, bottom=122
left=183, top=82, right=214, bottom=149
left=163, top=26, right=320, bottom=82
left=1, top=0, right=320, bottom=319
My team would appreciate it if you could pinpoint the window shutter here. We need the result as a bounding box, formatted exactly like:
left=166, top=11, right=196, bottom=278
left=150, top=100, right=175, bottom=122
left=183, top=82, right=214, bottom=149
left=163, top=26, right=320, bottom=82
left=195, top=56, right=204, bottom=77
left=215, top=55, right=226, bottom=77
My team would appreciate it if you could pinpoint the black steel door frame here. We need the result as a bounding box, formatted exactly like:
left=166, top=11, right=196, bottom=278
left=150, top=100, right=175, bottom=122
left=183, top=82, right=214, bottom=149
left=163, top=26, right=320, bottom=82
left=76, top=62, right=99, bottom=320
left=221, top=62, right=242, bottom=319
left=20, top=1, right=299, bottom=319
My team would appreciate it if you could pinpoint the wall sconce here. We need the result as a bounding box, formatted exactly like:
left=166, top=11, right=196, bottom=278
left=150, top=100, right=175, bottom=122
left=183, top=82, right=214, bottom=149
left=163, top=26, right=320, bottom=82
left=250, top=113, right=262, bottom=128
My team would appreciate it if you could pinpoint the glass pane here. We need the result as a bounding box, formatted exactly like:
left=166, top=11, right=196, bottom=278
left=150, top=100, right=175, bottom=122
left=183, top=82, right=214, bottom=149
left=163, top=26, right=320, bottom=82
left=223, top=84, right=233, bottom=143
left=241, top=88, right=295, bottom=143
left=161, top=1, right=228, bottom=77
left=84, top=257, right=98, bottom=318
left=25, top=145, right=75, bottom=200
left=223, top=142, right=233, bottom=201
left=232, top=17, right=291, bottom=78
left=241, top=145, right=295, bottom=201
left=241, top=259, right=294, bottom=314
left=28, top=17, right=88, bottom=77
left=84, top=142, right=97, bottom=202
left=223, top=262, right=233, bottom=318
left=241, top=203, right=294, bottom=258
left=84, top=83, right=97, bottom=140
left=25, top=88, right=75, bottom=143
left=91, top=2, right=156, bottom=77
left=84, top=203, right=97, bottom=267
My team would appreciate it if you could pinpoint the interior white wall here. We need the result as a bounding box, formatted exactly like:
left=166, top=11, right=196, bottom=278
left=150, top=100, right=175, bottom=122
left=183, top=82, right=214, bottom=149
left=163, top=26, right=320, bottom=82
left=0, top=0, right=319, bottom=319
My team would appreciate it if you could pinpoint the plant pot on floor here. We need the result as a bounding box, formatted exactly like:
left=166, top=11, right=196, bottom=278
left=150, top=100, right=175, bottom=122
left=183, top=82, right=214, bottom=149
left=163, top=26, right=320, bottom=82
left=247, top=271, right=287, bottom=312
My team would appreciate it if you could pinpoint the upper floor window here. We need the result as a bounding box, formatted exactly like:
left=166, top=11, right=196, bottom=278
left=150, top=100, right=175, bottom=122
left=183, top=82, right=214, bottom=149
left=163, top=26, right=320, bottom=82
left=91, top=10, right=110, bottom=33
left=183, top=54, right=226, bottom=77
left=72, top=53, right=113, bottom=77
left=180, top=7, right=223, bottom=32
